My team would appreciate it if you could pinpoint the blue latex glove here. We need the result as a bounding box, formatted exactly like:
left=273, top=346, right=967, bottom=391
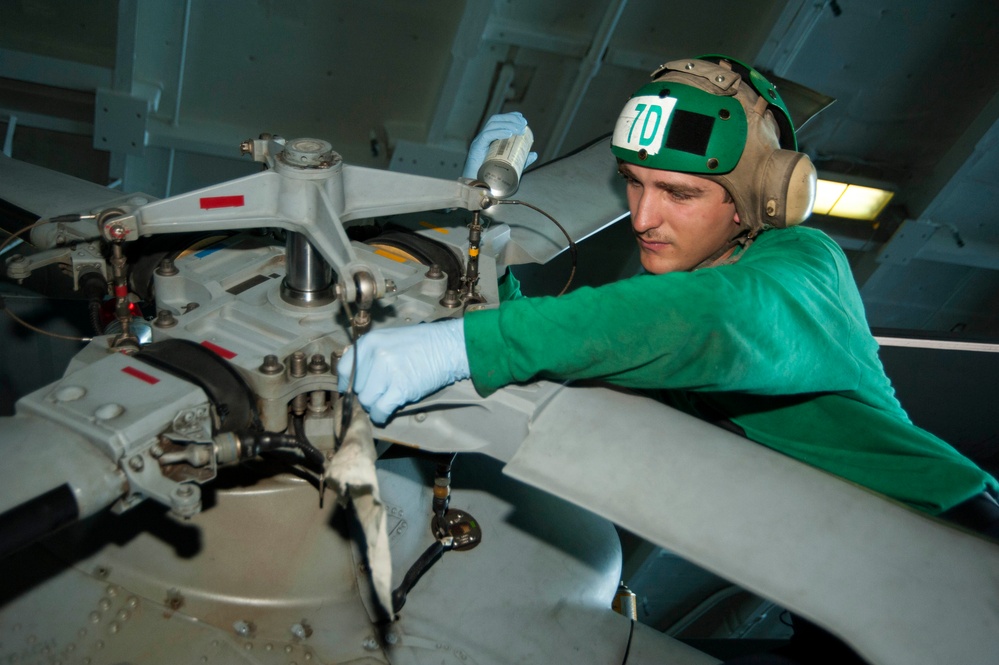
left=337, top=318, right=471, bottom=424
left=462, top=111, right=539, bottom=180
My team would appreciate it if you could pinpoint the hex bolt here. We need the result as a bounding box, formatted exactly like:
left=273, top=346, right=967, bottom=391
left=440, top=289, right=461, bottom=308
left=156, top=258, right=179, bottom=276
left=289, top=351, right=308, bottom=378
left=308, top=354, right=329, bottom=374
left=362, top=637, right=378, bottom=651
left=154, top=310, right=178, bottom=328
left=176, top=484, right=194, bottom=498
left=259, top=354, right=284, bottom=375
left=425, top=263, right=443, bottom=279
left=128, top=455, right=144, bottom=472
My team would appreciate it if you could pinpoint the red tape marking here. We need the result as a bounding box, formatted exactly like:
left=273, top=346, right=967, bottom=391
left=199, top=195, right=245, bottom=210
left=201, top=341, right=237, bottom=359
left=122, top=366, right=159, bottom=384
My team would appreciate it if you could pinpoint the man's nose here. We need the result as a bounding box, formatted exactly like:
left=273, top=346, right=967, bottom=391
left=630, top=192, right=659, bottom=233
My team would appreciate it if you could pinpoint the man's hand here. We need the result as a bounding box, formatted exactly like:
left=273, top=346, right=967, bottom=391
left=337, top=318, right=471, bottom=424
left=463, top=112, right=539, bottom=180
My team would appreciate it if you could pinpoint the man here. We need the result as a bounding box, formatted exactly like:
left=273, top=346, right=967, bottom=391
left=341, top=52, right=998, bottom=664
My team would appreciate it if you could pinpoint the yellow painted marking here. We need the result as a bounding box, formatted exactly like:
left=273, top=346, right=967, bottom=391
left=374, top=248, right=409, bottom=263
left=419, top=221, right=449, bottom=234
left=468, top=248, right=479, bottom=257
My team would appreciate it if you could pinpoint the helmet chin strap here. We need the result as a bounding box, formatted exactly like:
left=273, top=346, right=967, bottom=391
left=692, top=225, right=761, bottom=271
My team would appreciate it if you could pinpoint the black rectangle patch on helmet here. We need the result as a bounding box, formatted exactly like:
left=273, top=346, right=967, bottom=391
left=665, top=110, right=714, bottom=156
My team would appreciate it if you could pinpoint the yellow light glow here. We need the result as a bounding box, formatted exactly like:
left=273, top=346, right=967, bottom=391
left=812, top=180, right=847, bottom=215
left=813, top=179, right=895, bottom=221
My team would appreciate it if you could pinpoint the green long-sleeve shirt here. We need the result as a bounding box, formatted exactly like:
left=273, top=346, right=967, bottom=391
left=466, top=226, right=997, bottom=514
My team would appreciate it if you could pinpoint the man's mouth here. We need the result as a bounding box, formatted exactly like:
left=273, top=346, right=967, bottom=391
left=636, top=235, right=670, bottom=251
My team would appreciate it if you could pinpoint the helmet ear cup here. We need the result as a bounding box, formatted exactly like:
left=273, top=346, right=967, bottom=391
left=760, top=150, right=816, bottom=228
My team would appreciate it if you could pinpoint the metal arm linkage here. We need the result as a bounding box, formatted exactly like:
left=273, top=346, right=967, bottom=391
left=98, top=136, right=492, bottom=303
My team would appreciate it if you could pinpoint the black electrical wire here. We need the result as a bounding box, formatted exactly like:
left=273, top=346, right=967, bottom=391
left=619, top=619, right=635, bottom=665
left=0, top=293, right=94, bottom=342
left=491, top=198, right=577, bottom=296
left=336, top=296, right=360, bottom=447
left=291, top=414, right=325, bottom=473
left=238, top=430, right=325, bottom=470
left=1, top=215, right=98, bottom=343
left=391, top=539, right=447, bottom=614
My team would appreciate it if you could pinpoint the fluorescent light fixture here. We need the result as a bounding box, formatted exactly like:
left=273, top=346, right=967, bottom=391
left=812, top=178, right=895, bottom=221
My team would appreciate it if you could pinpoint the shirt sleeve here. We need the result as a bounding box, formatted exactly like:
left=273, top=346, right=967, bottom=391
left=464, top=227, right=872, bottom=398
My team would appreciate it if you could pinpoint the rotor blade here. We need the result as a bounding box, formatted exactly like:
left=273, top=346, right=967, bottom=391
left=488, top=135, right=630, bottom=266
left=0, top=152, right=124, bottom=220
left=503, top=384, right=999, bottom=665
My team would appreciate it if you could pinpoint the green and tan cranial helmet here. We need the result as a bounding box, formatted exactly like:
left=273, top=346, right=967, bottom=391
left=611, top=56, right=816, bottom=232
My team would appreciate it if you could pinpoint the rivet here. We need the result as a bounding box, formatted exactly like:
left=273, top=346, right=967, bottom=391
left=715, top=75, right=726, bottom=83
left=99, top=598, right=112, bottom=610
left=108, top=622, right=120, bottom=634
left=89, top=612, right=101, bottom=623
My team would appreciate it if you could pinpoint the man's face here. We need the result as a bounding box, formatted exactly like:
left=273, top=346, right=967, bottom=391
left=619, top=162, right=741, bottom=274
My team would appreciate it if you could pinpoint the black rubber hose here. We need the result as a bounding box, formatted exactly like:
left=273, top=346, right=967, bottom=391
left=239, top=431, right=325, bottom=470
left=0, top=484, right=78, bottom=561
left=392, top=539, right=446, bottom=613
left=80, top=272, right=109, bottom=336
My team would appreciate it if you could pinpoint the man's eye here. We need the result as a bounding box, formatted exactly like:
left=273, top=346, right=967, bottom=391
left=618, top=172, right=639, bottom=186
